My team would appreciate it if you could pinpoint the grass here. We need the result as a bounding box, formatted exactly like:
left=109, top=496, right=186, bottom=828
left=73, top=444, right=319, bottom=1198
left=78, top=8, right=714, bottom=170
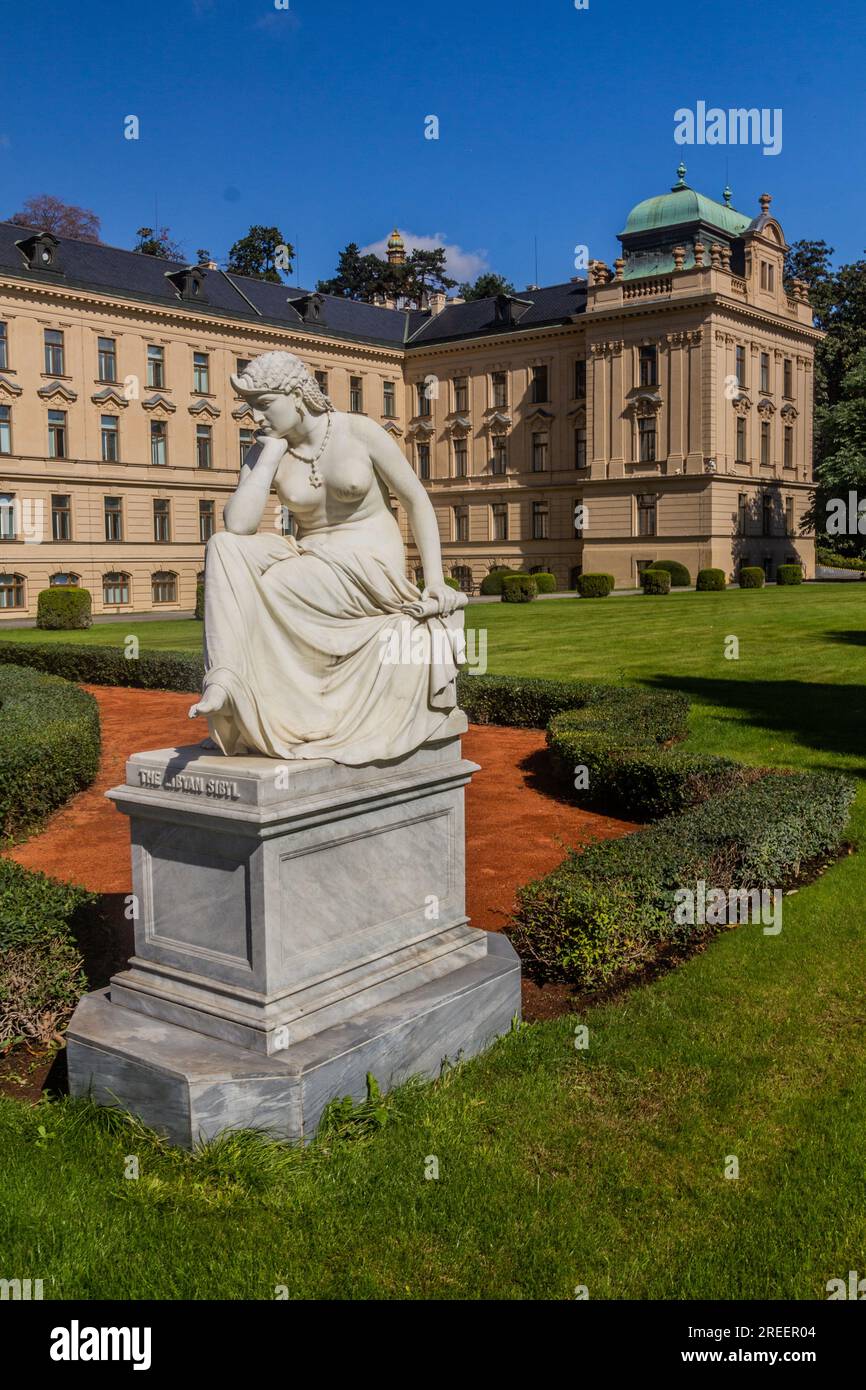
left=1, top=583, right=864, bottom=1299
left=0, top=617, right=204, bottom=653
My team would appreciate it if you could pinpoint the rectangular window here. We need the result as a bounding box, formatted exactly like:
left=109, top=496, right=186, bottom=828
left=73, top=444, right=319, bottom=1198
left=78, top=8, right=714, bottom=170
left=453, top=377, right=468, bottom=413
left=738, top=493, right=748, bottom=535
left=153, top=497, right=171, bottom=543
left=98, top=336, right=117, bottom=382
left=0, top=321, right=7, bottom=370
left=736, top=345, right=746, bottom=388
left=783, top=359, right=793, bottom=398
left=383, top=380, right=396, bottom=418
left=48, top=409, right=67, bottom=458
left=736, top=416, right=747, bottom=462
left=415, top=382, right=431, bottom=417
left=574, top=426, right=587, bottom=470
left=147, top=345, right=165, bottom=389
left=762, top=492, right=773, bottom=536
left=530, top=365, right=549, bottom=403
left=150, top=419, right=167, bottom=467
left=638, top=416, right=656, bottom=462
left=193, top=352, right=210, bottom=393
left=417, top=443, right=431, bottom=480
left=152, top=571, right=177, bottom=604
left=349, top=376, right=363, bottom=413
left=637, top=493, right=657, bottom=537
left=784, top=425, right=793, bottom=468
left=314, top=369, right=328, bottom=397
left=454, top=505, right=469, bottom=543
left=760, top=260, right=775, bottom=292
left=236, top=357, right=250, bottom=377
left=491, top=371, right=508, bottom=409
left=492, top=502, right=508, bottom=541
left=531, top=432, right=548, bottom=472
left=199, top=499, right=215, bottom=543
left=760, top=419, right=770, bottom=466
left=760, top=352, right=770, bottom=393
left=44, top=328, right=64, bottom=375
left=0, top=572, right=24, bottom=607
left=196, top=424, right=212, bottom=469
left=239, top=428, right=255, bottom=465
left=103, top=572, right=129, bottom=605
left=532, top=500, right=549, bottom=540
left=0, top=405, right=10, bottom=455
left=574, top=358, right=586, bottom=399
left=785, top=495, right=794, bottom=535
left=453, top=438, right=468, bottom=477
left=101, top=414, right=119, bottom=462
left=639, top=345, right=658, bottom=387
left=104, top=496, right=123, bottom=542
left=0, top=493, right=15, bottom=540
left=491, top=437, right=507, bottom=474
left=52, top=494, right=71, bottom=541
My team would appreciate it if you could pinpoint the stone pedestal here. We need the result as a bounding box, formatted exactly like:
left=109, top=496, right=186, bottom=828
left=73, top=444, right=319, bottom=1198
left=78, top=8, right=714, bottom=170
left=66, top=716, right=521, bottom=1147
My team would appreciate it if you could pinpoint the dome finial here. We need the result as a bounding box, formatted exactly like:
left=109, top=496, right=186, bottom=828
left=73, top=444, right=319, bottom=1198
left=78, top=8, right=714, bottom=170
left=723, top=183, right=732, bottom=207
left=673, top=161, right=687, bottom=189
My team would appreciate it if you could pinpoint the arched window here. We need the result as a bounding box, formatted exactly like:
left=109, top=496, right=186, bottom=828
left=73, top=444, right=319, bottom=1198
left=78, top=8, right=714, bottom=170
left=152, top=570, right=177, bottom=604
left=49, top=572, right=80, bottom=587
left=103, top=571, right=130, bottom=605
left=451, top=565, right=473, bottom=594
left=0, top=572, right=24, bottom=608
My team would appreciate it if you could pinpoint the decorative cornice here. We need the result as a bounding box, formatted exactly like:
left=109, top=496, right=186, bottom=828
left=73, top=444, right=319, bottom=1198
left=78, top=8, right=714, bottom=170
left=382, top=420, right=404, bottom=436
left=482, top=411, right=511, bottom=434
left=230, top=401, right=256, bottom=421
left=0, top=375, right=23, bottom=398
left=628, top=391, right=663, bottom=418
left=142, top=393, right=177, bottom=414
left=189, top=398, right=221, bottom=418
left=37, top=380, right=77, bottom=402
left=757, top=397, right=776, bottom=415
left=780, top=402, right=799, bottom=420
left=731, top=393, right=752, bottom=415
left=445, top=414, right=472, bottom=436
left=90, top=386, right=129, bottom=408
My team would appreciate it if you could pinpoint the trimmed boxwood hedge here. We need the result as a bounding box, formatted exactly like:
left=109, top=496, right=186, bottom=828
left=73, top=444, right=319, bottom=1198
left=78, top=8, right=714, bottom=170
left=501, top=575, right=537, bottom=603
left=697, top=568, right=726, bottom=591
left=36, top=587, right=92, bottom=630
left=577, top=573, right=614, bottom=598
left=642, top=568, right=672, bottom=595
left=0, top=664, right=101, bottom=842
left=777, top=564, right=803, bottom=585
left=530, top=572, right=556, bottom=594
left=816, top=546, right=866, bottom=572
left=195, top=581, right=205, bottom=620
left=0, top=858, right=93, bottom=1046
left=480, top=569, right=527, bottom=596
left=0, top=640, right=204, bottom=694
left=739, top=566, right=765, bottom=589
left=651, top=560, right=691, bottom=587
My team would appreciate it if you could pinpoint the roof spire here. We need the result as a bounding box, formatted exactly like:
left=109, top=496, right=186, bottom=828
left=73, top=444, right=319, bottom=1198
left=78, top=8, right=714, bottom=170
left=723, top=183, right=732, bottom=207
left=673, top=161, right=687, bottom=189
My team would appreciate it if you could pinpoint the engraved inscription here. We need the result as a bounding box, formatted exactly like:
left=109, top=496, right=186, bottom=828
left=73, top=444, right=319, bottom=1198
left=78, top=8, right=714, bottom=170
left=137, top=768, right=240, bottom=800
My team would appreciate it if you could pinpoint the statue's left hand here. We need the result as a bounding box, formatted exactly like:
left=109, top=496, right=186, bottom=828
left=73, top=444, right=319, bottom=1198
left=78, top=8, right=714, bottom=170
left=424, top=584, right=467, bottom=617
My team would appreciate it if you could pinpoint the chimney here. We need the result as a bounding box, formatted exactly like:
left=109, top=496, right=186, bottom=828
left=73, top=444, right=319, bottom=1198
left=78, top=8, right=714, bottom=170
left=428, top=289, right=447, bottom=315
left=206, top=259, right=219, bottom=271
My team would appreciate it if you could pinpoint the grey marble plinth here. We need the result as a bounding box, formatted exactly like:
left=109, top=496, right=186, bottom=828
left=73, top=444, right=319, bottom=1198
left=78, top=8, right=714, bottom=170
left=66, top=719, right=522, bottom=1146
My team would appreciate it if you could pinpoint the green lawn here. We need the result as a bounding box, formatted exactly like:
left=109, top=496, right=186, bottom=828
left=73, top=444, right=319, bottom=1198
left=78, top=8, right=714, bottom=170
left=1, top=583, right=864, bottom=1299
left=0, top=617, right=204, bottom=653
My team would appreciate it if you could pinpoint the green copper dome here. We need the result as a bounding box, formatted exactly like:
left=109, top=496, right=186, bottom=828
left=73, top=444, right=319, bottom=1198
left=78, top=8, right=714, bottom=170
left=620, top=167, right=752, bottom=239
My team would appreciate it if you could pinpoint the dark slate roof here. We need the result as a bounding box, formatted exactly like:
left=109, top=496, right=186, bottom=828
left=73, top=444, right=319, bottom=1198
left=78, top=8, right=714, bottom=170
left=0, top=221, right=586, bottom=350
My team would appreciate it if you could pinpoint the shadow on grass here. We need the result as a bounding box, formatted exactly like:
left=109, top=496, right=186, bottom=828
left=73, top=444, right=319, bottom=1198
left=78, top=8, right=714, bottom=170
left=645, top=673, right=866, bottom=774
left=825, top=630, right=866, bottom=646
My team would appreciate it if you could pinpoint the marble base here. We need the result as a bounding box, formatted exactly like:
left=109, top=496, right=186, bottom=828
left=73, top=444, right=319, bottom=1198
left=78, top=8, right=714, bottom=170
left=67, top=933, right=520, bottom=1147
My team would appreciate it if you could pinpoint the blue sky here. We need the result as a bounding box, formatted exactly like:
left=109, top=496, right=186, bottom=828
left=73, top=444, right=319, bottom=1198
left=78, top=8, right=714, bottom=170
left=2, top=0, right=864, bottom=288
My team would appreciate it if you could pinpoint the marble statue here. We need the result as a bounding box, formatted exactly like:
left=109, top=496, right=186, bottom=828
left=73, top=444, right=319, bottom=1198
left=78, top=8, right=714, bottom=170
left=189, top=351, right=467, bottom=764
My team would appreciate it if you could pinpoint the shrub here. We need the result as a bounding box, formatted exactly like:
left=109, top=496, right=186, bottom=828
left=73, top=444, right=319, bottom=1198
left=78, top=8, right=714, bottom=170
left=458, top=673, right=597, bottom=728
left=480, top=569, right=526, bottom=596
left=0, top=858, right=93, bottom=1046
left=507, top=771, right=855, bottom=987
left=36, top=587, right=92, bottom=630
left=444, top=577, right=461, bottom=591
left=195, top=581, right=205, bottom=620
left=501, top=575, right=537, bottom=603
left=530, top=572, right=556, bottom=594
left=739, top=567, right=765, bottom=589
left=0, top=664, right=101, bottom=842
left=696, top=568, right=726, bottom=591
left=777, top=564, right=803, bottom=585
left=642, top=568, right=672, bottom=595
left=816, top=547, right=866, bottom=572
left=577, top=573, right=614, bottom=599
left=0, top=641, right=204, bottom=694
left=651, top=560, right=691, bottom=587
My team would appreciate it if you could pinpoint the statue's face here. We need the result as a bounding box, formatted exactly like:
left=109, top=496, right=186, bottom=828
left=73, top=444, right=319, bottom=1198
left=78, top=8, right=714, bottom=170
left=249, top=390, right=304, bottom=438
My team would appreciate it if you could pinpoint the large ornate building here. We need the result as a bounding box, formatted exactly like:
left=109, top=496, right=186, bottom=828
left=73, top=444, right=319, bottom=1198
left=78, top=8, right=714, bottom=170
left=0, top=169, right=819, bottom=621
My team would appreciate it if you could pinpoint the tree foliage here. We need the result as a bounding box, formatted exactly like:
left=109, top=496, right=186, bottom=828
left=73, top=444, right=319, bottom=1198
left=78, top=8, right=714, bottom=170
left=226, top=225, right=293, bottom=282
left=133, top=226, right=185, bottom=259
left=8, top=195, right=101, bottom=243
left=458, top=272, right=516, bottom=300
left=317, top=242, right=456, bottom=308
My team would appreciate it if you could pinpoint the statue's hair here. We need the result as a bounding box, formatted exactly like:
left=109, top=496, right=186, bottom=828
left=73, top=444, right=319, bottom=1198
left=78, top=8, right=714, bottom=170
left=230, top=351, right=333, bottom=413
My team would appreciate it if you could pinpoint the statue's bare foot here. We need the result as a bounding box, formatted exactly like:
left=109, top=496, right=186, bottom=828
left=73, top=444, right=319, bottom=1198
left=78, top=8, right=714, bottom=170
left=188, top=684, right=229, bottom=719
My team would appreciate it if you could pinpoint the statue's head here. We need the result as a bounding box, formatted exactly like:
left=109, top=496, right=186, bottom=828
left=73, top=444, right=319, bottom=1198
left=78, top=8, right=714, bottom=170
left=230, top=351, right=333, bottom=438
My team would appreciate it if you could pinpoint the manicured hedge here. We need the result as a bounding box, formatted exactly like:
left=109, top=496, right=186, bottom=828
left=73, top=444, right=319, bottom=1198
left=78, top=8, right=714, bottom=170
left=458, top=673, right=598, bottom=728
left=697, top=568, right=726, bottom=591
left=444, top=576, right=461, bottom=591
left=508, top=771, right=855, bottom=988
left=480, top=569, right=527, bottom=596
left=530, top=572, right=556, bottom=594
left=739, top=567, right=765, bottom=589
left=577, top=573, right=614, bottom=598
left=642, top=568, right=671, bottom=595
left=816, top=547, right=866, bottom=572
left=501, top=575, right=537, bottom=603
left=36, top=587, right=92, bottom=630
left=652, top=560, right=691, bottom=587
left=0, top=664, right=101, bottom=842
left=0, top=859, right=93, bottom=1047
left=195, top=581, right=205, bottom=620
left=777, top=564, right=803, bottom=585
left=0, top=641, right=204, bottom=694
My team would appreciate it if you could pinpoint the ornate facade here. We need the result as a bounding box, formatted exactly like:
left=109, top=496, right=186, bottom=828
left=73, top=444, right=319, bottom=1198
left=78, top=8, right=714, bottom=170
left=0, top=172, right=820, bottom=620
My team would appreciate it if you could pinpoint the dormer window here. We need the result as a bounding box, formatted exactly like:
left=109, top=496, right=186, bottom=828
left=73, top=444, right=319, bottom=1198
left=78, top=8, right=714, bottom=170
left=17, top=231, right=61, bottom=271
left=290, top=293, right=325, bottom=324
left=760, top=260, right=775, bottom=292
left=165, top=266, right=206, bottom=302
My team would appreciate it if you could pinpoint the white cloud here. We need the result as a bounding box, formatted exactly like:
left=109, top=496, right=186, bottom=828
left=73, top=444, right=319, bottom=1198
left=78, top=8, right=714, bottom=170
left=360, top=230, right=490, bottom=285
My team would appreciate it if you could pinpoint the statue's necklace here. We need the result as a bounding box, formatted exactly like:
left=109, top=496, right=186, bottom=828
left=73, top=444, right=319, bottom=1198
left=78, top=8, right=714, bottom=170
left=286, top=414, right=332, bottom=489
